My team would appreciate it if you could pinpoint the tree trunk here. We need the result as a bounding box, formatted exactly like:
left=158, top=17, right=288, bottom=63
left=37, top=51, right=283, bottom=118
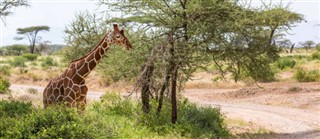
left=171, top=66, right=178, bottom=124
left=156, top=66, right=171, bottom=115
left=141, top=64, right=154, bottom=114
left=289, top=43, right=295, bottom=53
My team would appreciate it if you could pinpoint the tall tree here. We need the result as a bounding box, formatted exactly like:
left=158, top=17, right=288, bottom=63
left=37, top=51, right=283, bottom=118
left=300, top=40, right=315, bottom=52
left=277, top=39, right=292, bottom=53
left=64, top=0, right=303, bottom=124
left=0, top=0, right=29, bottom=23
left=16, top=26, right=50, bottom=54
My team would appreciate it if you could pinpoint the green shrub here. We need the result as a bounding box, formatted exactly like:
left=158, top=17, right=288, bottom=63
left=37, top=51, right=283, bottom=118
left=0, top=66, right=11, bottom=76
left=0, top=103, right=111, bottom=139
left=41, top=57, right=57, bottom=68
left=22, top=53, right=38, bottom=61
left=138, top=99, right=228, bottom=138
left=0, top=93, right=229, bottom=139
left=0, top=78, right=10, bottom=94
left=178, top=100, right=228, bottom=138
left=293, top=55, right=307, bottom=60
left=316, top=45, right=320, bottom=52
left=311, top=51, right=320, bottom=60
left=295, top=68, right=320, bottom=82
left=0, top=100, right=32, bottom=117
left=98, top=92, right=136, bottom=117
left=10, top=56, right=27, bottom=67
left=275, top=58, right=296, bottom=70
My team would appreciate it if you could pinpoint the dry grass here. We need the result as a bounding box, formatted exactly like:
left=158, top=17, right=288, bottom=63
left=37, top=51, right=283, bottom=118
left=225, top=118, right=272, bottom=136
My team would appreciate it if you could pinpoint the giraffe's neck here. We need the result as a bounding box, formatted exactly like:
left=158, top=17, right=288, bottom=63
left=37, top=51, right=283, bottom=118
left=71, top=33, right=111, bottom=78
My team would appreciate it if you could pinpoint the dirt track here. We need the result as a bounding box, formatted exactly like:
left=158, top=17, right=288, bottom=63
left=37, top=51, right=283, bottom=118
left=7, top=84, right=320, bottom=138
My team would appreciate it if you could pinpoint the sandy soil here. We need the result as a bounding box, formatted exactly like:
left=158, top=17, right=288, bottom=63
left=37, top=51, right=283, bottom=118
left=184, top=82, right=320, bottom=138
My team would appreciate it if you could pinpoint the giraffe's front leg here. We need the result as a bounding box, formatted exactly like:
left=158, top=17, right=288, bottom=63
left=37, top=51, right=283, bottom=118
left=76, top=84, right=88, bottom=111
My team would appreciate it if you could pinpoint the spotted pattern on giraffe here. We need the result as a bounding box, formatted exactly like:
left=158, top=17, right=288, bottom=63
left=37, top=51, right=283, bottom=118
left=43, top=24, right=132, bottom=110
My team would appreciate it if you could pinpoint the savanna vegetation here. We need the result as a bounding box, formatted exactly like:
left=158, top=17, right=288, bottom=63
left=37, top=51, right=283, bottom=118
left=0, top=0, right=319, bottom=138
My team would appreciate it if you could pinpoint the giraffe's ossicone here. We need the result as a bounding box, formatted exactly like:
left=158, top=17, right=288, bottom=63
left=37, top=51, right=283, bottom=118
left=43, top=24, right=132, bottom=110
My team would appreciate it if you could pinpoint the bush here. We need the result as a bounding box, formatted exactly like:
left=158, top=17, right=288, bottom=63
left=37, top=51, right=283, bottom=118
left=10, top=56, right=27, bottom=67
left=0, top=94, right=229, bottom=138
left=0, top=78, right=10, bottom=94
left=275, top=58, right=296, bottom=70
left=0, top=100, right=32, bottom=117
left=178, top=100, right=229, bottom=138
left=0, top=102, right=112, bottom=139
left=0, top=66, right=11, bottom=76
left=137, top=98, right=228, bottom=138
left=316, top=45, right=320, bottom=52
left=294, top=68, right=320, bottom=82
left=41, top=57, right=57, bottom=68
left=311, top=51, right=320, bottom=60
left=22, top=53, right=38, bottom=61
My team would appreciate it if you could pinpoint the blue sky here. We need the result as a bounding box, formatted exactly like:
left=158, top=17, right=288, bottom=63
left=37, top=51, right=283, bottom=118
left=0, top=0, right=319, bottom=47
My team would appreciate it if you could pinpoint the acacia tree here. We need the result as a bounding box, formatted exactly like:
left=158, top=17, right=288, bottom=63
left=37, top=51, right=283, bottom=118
left=0, top=0, right=29, bottom=23
left=64, top=0, right=303, bottom=124
left=98, top=0, right=303, bottom=123
left=16, top=26, right=50, bottom=54
left=300, top=40, right=315, bottom=52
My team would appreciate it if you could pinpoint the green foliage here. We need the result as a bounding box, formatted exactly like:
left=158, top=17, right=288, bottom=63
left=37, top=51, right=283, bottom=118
left=1, top=106, right=103, bottom=138
left=0, top=94, right=228, bottom=138
left=178, top=100, right=228, bottom=138
left=10, top=56, right=27, bottom=67
left=16, top=26, right=50, bottom=54
left=294, top=68, right=320, bottom=82
left=63, top=11, right=107, bottom=62
left=22, top=53, right=38, bottom=61
left=3, top=44, right=28, bottom=56
left=316, top=45, right=320, bottom=52
left=41, top=57, right=57, bottom=68
left=311, top=51, right=320, bottom=60
left=275, top=57, right=296, bottom=70
left=0, top=65, right=11, bottom=76
left=98, top=92, right=136, bottom=116
left=0, top=78, right=10, bottom=94
left=0, top=0, right=29, bottom=17
left=0, top=100, right=32, bottom=117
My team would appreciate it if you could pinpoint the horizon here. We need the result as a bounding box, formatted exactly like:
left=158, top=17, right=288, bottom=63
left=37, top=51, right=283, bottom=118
left=0, top=0, right=319, bottom=47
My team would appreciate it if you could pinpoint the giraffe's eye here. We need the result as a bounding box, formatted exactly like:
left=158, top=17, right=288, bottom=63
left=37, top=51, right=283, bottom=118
left=115, top=34, right=121, bottom=38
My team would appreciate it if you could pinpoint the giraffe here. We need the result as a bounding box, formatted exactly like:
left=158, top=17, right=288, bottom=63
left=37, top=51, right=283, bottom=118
left=43, top=24, right=132, bottom=110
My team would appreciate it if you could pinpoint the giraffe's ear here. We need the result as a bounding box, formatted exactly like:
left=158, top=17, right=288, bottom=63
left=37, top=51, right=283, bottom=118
left=113, top=24, right=119, bottom=32
left=120, top=29, right=124, bottom=35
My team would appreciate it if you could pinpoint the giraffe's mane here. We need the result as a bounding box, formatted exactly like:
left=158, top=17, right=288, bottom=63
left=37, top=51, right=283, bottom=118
left=70, top=31, right=110, bottom=63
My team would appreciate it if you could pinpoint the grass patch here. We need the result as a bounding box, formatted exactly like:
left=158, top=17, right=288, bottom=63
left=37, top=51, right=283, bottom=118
left=275, top=57, right=296, bottom=70
left=41, top=57, right=57, bottom=68
left=0, top=65, right=11, bottom=76
left=22, top=53, right=38, bottom=61
left=0, top=93, right=229, bottom=138
left=10, top=56, right=27, bottom=67
left=294, top=68, right=320, bottom=82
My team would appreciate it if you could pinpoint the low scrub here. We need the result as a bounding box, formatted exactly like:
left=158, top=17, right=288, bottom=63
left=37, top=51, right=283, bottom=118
left=10, top=56, right=27, bottom=67
left=0, top=93, right=229, bottom=138
left=294, top=68, right=320, bottom=82
left=22, top=53, right=38, bottom=61
left=275, top=57, right=296, bottom=70
left=0, top=78, right=10, bottom=94
left=41, top=57, right=57, bottom=68
left=0, top=100, right=32, bottom=117
left=0, top=66, right=11, bottom=76
left=311, top=51, right=320, bottom=60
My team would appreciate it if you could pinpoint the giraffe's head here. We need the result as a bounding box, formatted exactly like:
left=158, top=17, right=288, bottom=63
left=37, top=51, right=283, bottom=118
left=105, top=24, right=132, bottom=50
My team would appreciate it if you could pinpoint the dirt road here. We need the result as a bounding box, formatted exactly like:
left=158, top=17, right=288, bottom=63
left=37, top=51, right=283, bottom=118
left=8, top=84, right=320, bottom=137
